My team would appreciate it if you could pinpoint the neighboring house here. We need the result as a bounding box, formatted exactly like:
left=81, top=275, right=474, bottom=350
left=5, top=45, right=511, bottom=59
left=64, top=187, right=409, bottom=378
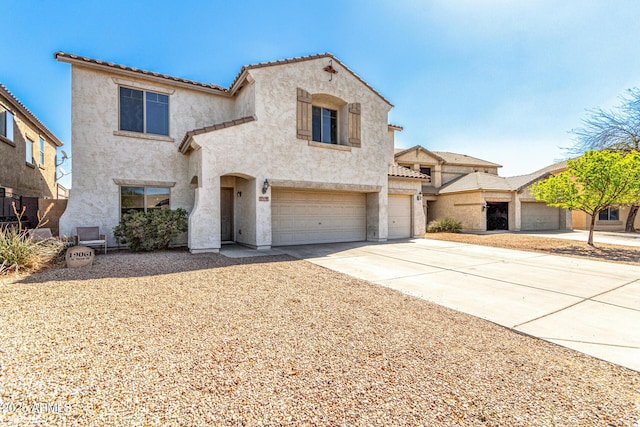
left=56, top=52, right=427, bottom=252
left=0, top=83, right=63, bottom=200
left=393, top=146, right=571, bottom=232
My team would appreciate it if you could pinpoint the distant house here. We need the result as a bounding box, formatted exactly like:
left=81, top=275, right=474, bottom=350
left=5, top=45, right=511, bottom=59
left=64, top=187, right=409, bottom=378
left=393, top=146, right=572, bottom=232
left=55, top=52, right=427, bottom=251
left=0, top=83, right=64, bottom=200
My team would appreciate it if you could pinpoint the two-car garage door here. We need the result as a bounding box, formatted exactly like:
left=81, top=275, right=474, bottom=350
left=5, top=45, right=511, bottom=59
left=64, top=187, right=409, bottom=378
left=272, top=190, right=367, bottom=246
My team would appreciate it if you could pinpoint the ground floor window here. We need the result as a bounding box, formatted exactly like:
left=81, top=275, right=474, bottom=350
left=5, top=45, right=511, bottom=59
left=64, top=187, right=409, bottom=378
left=598, top=207, right=619, bottom=221
left=121, top=186, right=170, bottom=215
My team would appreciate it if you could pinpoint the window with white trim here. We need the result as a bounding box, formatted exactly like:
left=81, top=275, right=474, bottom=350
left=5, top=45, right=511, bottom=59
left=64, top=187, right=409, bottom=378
left=0, top=108, right=14, bottom=141
left=121, top=186, right=170, bottom=216
left=25, top=137, right=33, bottom=164
left=598, top=207, right=619, bottom=221
left=119, top=87, right=169, bottom=136
left=39, top=137, right=45, bottom=165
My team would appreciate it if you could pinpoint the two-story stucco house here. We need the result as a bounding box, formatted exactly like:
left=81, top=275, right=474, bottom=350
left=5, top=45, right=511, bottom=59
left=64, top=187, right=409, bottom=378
left=56, top=52, right=426, bottom=252
left=393, top=145, right=571, bottom=232
left=1, top=83, right=63, bottom=200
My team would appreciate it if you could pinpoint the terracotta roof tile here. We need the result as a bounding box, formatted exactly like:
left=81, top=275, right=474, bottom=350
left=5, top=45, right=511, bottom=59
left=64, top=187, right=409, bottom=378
left=431, top=151, right=502, bottom=168
left=179, top=115, right=257, bottom=153
left=54, top=52, right=228, bottom=93
left=0, top=83, right=63, bottom=147
left=388, top=165, right=430, bottom=181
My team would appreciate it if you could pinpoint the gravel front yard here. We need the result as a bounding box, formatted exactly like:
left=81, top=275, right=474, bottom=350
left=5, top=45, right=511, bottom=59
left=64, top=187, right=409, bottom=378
left=1, top=251, right=639, bottom=426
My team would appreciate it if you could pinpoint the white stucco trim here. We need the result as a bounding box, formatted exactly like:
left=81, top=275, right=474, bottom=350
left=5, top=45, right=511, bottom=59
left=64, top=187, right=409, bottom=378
left=308, top=141, right=352, bottom=152
left=269, top=179, right=381, bottom=193
left=113, top=130, right=174, bottom=142
left=111, top=78, right=176, bottom=95
left=113, top=179, right=176, bottom=187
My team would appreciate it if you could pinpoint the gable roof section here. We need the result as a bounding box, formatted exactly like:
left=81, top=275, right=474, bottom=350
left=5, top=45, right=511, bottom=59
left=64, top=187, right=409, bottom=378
left=228, top=53, right=393, bottom=106
left=439, top=172, right=511, bottom=194
left=388, top=165, right=430, bottom=181
left=394, top=145, right=446, bottom=163
left=0, top=83, right=63, bottom=147
left=431, top=151, right=502, bottom=168
left=55, top=52, right=393, bottom=105
left=179, top=115, right=257, bottom=154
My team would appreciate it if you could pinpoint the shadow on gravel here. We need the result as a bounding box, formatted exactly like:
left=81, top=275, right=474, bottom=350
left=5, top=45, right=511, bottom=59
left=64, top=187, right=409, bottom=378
left=9, top=249, right=296, bottom=285
left=547, top=246, right=640, bottom=264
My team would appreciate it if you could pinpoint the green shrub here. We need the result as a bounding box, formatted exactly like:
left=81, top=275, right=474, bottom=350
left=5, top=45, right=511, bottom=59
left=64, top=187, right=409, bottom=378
left=0, top=203, right=66, bottom=275
left=426, top=218, right=462, bottom=233
left=114, top=208, right=188, bottom=251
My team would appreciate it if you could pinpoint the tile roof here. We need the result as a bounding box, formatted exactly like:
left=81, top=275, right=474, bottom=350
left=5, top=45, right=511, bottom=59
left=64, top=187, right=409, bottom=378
left=228, top=52, right=393, bottom=106
left=431, top=151, right=502, bottom=168
left=388, top=123, right=403, bottom=130
left=388, top=165, right=430, bottom=181
left=55, top=52, right=393, bottom=106
left=394, top=145, right=446, bottom=162
left=0, top=83, right=63, bottom=147
left=55, top=52, right=228, bottom=93
left=179, top=115, right=257, bottom=153
left=438, top=172, right=511, bottom=194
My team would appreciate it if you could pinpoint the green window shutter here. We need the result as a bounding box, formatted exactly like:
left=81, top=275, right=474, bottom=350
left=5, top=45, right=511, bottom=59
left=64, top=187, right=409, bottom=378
left=297, top=88, right=312, bottom=140
left=348, top=102, right=361, bottom=147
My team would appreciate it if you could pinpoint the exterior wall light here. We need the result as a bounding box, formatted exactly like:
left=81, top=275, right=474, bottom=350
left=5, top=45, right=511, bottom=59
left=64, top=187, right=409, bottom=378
left=482, top=203, right=487, bottom=211
left=262, top=179, right=270, bottom=194
left=416, top=192, right=422, bottom=201
left=237, top=191, right=242, bottom=197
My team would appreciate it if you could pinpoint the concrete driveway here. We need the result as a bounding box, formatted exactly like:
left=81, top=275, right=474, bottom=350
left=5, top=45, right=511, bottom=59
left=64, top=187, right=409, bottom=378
left=279, top=239, right=640, bottom=372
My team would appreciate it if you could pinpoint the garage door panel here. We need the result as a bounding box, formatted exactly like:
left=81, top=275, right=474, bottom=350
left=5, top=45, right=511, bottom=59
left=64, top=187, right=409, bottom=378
left=388, top=195, right=411, bottom=239
left=521, top=202, right=560, bottom=230
left=272, top=190, right=367, bottom=246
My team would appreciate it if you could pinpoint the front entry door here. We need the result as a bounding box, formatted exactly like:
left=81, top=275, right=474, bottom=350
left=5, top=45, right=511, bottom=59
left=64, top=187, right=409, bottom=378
left=221, top=188, right=233, bottom=241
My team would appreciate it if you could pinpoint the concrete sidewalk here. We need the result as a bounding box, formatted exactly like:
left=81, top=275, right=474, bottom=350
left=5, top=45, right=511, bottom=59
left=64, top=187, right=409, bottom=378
left=279, top=239, right=640, bottom=372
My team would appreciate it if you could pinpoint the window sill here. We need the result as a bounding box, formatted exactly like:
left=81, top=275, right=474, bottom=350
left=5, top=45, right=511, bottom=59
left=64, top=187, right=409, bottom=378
left=1, top=135, right=15, bottom=147
left=114, top=130, right=174, bottom=142
left=308, top=141, right=351, bottom=152
left=25, top=162, right=35, bottom=169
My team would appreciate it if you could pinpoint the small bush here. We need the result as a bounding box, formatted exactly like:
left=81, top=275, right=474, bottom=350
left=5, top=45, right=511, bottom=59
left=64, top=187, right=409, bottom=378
left=426, top=218, right=462, bottom=233
left=114, top=208, right=188, bottom=251
left=0, top=203, right=66, bottom=275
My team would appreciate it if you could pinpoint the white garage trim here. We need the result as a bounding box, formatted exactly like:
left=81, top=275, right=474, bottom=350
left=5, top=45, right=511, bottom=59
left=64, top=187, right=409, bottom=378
left=388, top=195, right=412, bottom=239
left=272, top=190, right=367, bottom=246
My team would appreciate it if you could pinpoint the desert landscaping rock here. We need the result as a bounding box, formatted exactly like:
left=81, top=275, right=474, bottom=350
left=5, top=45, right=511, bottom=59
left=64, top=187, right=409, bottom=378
left=0, top=250, right=638, bottom=425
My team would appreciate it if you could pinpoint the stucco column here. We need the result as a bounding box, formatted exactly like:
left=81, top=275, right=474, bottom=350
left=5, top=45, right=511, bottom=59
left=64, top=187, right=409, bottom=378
left=413, top=195, right=426, bottom=237
left=367, top=191, right=387, bottom=242
left=513, top=195, right=522, bottom=231
left=188, top=175, right=221, bottom=253
left=254, top=178, right=272, bottom=250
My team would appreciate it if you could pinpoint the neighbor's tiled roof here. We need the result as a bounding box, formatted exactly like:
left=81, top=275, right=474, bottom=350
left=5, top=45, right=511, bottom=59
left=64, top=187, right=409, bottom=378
left=438, top=172, right=512, bottom=194
left=55, top=52, right=393, bottom=105
left=55, top=52, right=229, bottom=93
left=388, top=123, right=403, bottom=130
left=0, top=83, right=63, bottom=147
left=179, top=115, right=257, bottom=153
left=504, top=160, right=569, bottom=191
left=388, top=165, right=430, bottom=181
left=431, top=151, right=502, bottom=168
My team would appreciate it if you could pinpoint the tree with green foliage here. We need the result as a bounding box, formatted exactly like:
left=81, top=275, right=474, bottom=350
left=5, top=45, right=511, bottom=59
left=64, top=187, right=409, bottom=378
left=571, top=88, right=640, bottom=231
left=531, top=150, right=640, bottom=245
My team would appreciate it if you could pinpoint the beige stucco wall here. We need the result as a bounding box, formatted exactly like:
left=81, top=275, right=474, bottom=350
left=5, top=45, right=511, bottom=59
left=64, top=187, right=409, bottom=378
left=430, top=192, right=485, bottom=231
left=186, top=58, right=392, bottom=251
left=59, top=66, right=237, bottom=245
left=0, top=96, right=58, bottom=199
left=572, top=206, right=640, bottom=231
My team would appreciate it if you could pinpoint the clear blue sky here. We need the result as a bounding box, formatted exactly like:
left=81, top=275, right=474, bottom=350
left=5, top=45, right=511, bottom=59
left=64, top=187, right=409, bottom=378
left=4, top=0, right=640, bottom=189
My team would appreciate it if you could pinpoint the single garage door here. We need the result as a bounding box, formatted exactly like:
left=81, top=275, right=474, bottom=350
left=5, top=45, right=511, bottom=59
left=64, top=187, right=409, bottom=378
left=521, top=202, right=560, bottom=230
left=388, top=195, right=411, bottom=239
left=272, top=190, right=366, bottom=246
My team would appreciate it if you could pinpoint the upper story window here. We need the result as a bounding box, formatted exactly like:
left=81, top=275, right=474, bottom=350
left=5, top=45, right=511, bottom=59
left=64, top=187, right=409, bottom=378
left=25, top=137, right=33, bottom=164
left=420, top=167, right=431, bottom=176
left=312, top=106, right=337, bottom=144
left=39, top=137, right=45, bottom=165
left=119, top=87, right=169, bottom=136
left=598, top=207, right=619, bottom=221
left=0, top=108, right=14, bottom=142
